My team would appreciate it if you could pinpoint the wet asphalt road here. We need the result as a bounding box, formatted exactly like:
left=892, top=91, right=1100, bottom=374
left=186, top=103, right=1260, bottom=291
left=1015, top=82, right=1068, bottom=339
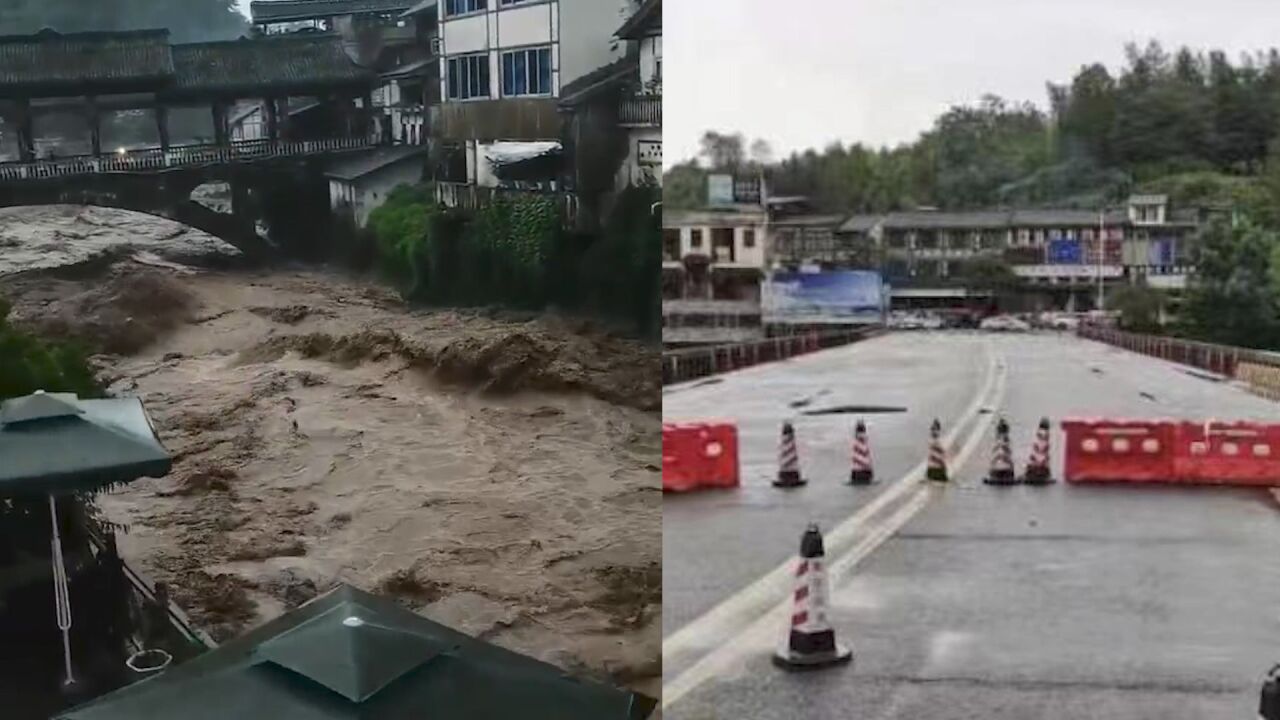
left=663, top=331, right=1280, bottom=719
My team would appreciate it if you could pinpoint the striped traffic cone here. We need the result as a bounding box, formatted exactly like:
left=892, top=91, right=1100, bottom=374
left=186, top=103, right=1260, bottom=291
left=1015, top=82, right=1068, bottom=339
left=774, top=421, right=807, bottom=488
left=1022, top=417, right=1055, bottom=485
left=849, top=420, right=874, bottom=485
left=925, top=419, right=948, bottom=482
left=774, top=523, right=852, bottom=670
left=983, top=417, right=1018, bottom=485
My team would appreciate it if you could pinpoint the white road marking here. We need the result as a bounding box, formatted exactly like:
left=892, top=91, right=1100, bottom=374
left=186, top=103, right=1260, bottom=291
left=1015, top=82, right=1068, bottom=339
left=662, top=341, right=1008, bottom=708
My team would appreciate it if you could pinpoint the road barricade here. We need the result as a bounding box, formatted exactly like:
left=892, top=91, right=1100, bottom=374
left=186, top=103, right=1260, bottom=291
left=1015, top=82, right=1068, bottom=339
left=1060, top=419, right=1174, bottom=483
left=1172, top=421, right=1280, bottom=485
left=663, top=422, right=740, bottom=492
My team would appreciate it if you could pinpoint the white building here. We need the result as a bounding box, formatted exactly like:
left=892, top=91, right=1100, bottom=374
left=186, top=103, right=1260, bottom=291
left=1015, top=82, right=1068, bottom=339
left=614, top=0, right=660, bottom=188
left=434, top=0, right=633, bottom=188
left=325, top=146, right=426, bottom=227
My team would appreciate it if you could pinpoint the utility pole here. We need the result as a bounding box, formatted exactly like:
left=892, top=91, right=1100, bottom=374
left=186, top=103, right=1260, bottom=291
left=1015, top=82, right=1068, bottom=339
left=1096, top=208, right=1106, bottom=312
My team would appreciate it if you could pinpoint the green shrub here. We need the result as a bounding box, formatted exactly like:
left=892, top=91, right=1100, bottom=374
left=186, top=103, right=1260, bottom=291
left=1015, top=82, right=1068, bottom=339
left=0, top=297, right=101, bottom=401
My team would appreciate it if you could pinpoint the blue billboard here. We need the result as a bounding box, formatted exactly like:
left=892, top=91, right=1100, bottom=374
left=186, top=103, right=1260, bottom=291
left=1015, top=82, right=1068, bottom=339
left=1048, top=239, right=1082, bottom=264
left=764, top=270, right=886, bottom=322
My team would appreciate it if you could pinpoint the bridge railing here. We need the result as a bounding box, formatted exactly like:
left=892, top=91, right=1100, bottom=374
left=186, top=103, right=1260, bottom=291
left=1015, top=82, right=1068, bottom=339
left=662, top=327, right=884, bottom=385
left=1077, top=323, right=1280, bottom=389
left=0, top=136, right=375, bottom=181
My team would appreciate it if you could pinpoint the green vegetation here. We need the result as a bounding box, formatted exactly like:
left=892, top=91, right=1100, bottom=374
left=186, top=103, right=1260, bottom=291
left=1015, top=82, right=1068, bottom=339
left=0, top=298, right=101, bottom=401
left=365, top=184, right=659, bottom=335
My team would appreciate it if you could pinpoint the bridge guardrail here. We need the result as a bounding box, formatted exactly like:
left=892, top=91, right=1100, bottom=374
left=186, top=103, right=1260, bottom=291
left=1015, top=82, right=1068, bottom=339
left=1077, top=324, right=1280, bottom=396
left=662, top=327, right=883, bottom=385
left=0, top=136, right=375, bottom=181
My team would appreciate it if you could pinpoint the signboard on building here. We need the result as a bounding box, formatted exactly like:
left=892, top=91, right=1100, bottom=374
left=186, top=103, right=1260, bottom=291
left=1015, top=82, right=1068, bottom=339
left=707, top=173, right=764, bottom=206
left=707, top=174, right=734, bottom=205
left=637, top=139, right=662, bottom=166
left=763, top=270, right=886, bottom=323
left=1013, top=264, right=1124, bottom=279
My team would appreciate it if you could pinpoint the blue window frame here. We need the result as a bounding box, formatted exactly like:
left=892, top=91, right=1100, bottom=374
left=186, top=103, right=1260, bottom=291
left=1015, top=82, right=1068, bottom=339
left=444, top=0, right=486, bottom=17
left=501, top=47, right=552, bottom=97
left=447, top=53, right=490, bottom=100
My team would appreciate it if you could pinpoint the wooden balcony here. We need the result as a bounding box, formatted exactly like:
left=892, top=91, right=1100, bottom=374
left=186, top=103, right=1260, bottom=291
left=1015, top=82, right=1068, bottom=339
left=619, top=94, right=661, bottom=127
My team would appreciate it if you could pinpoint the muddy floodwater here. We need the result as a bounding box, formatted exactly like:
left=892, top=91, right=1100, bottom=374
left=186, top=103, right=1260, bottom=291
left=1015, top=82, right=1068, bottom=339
left=0, top=206, right=661, bottom=690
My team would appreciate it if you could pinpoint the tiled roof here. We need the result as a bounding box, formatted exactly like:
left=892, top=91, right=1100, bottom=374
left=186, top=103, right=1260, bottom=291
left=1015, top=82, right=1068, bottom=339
left=171, top=35, right=374, bottom=94
left=616, top=0, right=661, bottom=40
left=0, top=29, right=174, bottom=92
left=401, top=0, right=439, bottom=17
left=558, top=57, right=636, bottom=108
left=882, top=211, right=1011, bottom=230
left=839, top=215, right=883, bottom=233
left=324, top=145, right=425, bottom=180
left=1009, top=209, right=1127, bottom=227
left=771, top=214, right=847, bottom=228
left=251, top=0, right=418, bottom=23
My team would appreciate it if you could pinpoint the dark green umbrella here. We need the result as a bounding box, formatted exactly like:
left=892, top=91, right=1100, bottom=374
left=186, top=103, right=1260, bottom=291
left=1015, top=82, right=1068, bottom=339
left=0, top=391, right=172, bottom=497
left=0, top=390, right=171, bottom=691
left=59, top=584, right=657, bottom=719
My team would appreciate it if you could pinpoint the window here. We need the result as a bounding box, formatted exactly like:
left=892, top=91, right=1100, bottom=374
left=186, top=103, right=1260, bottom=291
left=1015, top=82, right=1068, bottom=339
left=444, top=0, right=486, bottom=16
left=447, top=53, right=490, bottom=100
left=743, top=229, right=755, bottom=248
left=501, top=47, right=552, bottom=97
left=499, top=0, right=534, bottom=5
left=690, top=229, right=703, bottom=248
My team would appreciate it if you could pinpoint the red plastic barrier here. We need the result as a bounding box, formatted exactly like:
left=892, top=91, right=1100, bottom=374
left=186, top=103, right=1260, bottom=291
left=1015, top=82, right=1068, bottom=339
left=663, top=422, right=740, bottom=492
left=1060, top=419, right=1174, bottom=483
left=1172, top=421, right=1280, bottom=486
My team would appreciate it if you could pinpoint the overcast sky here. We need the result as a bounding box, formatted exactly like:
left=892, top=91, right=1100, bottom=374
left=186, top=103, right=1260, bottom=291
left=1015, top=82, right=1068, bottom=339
left=666, top=0, right=1280, bottom=168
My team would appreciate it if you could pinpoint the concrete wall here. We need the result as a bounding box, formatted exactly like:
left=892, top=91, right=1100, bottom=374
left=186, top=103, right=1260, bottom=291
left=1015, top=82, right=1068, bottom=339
left=619, top=126, right=661, bottom=188
left=670, top=222, right=767, bottom=268
left=639, top=34, right=661, bottom=88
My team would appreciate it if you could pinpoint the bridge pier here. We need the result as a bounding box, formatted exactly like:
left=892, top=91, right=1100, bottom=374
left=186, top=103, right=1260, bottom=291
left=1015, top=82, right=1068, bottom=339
left=16, top=98, right=33, bottom=163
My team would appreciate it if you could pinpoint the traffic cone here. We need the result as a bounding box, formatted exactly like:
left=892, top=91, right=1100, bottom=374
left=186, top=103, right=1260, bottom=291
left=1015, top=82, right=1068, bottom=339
left=925, top=419, right=948, bottom=482
left=774, top=421, right=807, bottom=488
left=1022, top=417, right=1055, bottom=485
left=983, top=417, right=1018, bottom=485
left=849, top=420, right=873, bottom=485
left=773, top=523, right=852, bottom=670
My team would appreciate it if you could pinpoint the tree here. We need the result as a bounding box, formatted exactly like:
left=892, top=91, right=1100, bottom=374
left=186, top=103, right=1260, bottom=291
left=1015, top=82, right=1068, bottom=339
left=698, top=131, right=746, bottom=172
left=1110, top=282, right=1164, bottom=332
left=1183, top=217, right=1280, bottom=348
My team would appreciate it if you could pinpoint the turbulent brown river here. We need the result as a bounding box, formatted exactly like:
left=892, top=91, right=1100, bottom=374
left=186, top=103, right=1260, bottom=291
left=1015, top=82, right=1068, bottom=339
left=0, top=205, right=661, bottom=692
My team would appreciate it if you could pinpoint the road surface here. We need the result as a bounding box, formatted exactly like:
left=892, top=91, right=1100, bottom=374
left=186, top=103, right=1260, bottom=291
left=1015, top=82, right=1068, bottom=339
left=663, top=331, right=1280, bottom=719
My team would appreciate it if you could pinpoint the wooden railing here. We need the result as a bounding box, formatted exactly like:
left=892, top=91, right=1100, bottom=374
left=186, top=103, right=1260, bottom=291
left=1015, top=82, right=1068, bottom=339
left=0, top=136, right=376, bottom=181
left=619, top=94, right=661, bottom=126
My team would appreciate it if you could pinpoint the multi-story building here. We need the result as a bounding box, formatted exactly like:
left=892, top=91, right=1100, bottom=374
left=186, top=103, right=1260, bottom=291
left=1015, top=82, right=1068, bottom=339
left=662, top=205, right=768, bottom=346
left=825, top=195, right=1198, bottom=312
left=433, top=0, right=628, bottom=185
left=613, top=0, right=661, bottom=188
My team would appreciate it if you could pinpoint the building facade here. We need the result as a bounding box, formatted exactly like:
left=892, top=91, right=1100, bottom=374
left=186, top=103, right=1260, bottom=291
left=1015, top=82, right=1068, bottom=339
left=825, top=195, right=1198, bottom=311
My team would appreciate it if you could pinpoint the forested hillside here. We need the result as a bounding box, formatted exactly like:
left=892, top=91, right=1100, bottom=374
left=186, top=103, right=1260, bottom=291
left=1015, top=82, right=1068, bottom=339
left=667, top=41, right=1280, bottom=222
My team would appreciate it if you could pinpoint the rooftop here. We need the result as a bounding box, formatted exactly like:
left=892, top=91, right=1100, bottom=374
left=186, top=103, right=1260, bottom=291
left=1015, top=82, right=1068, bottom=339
left=881, top=210, right=1012, bottom=230
left=0, top=29, right=174, bottom=94
left=324, top=145, right=425, bottom=180
left=663, top=207, right=768, bottom=228
left=171, top=35, right=373, bottom=94
left=251, top=0, right=418, bottom=24
left=616, top=0, right=661, bottom=40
